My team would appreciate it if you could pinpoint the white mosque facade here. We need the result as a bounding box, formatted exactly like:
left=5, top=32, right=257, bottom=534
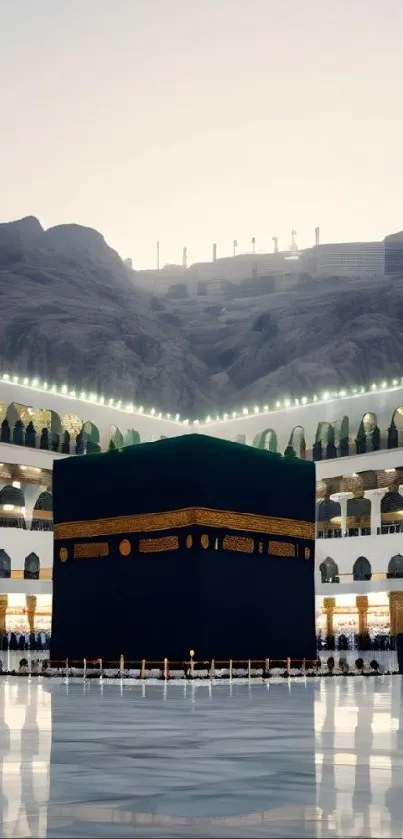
left=1, top=372, right=403, bottom=644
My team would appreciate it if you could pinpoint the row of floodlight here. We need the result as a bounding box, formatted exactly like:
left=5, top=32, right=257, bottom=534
left=1, top=372, right=403, bottom=426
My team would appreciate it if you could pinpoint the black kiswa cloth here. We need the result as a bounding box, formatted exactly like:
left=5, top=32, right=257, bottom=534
left=51, top=434, right=316, bottom=662
left=53, top=433, right=314, bottom=524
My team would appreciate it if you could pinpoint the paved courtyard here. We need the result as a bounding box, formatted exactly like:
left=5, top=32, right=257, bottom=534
left=0, top=676, right=402, bottom=837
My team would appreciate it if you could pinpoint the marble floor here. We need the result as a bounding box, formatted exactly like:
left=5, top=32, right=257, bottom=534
left=0, top=677, right=403, bottom=838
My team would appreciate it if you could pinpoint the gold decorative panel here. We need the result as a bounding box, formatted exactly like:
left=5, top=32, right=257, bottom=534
left=201, top=534, right=209, bottom=549
left=32, top=509, right=52, bottom=521
left=268, top=540, right=296, bottom=558
left=54, top=507, right=315, bottom=542
left=341, top=474, right=364, bottom=493
left=59, top=547, right=68, bottom=563
left=32, top=409, right=52, bottom=431
left=61, top=413, right=83, bottom=436
left=139, top=535, right=179, bottom=553
left=10, top=403, right=32, bottom=425
left=119, top=538, right=131, bottom=556
left=223, top=535, right=254, bottom=553
left=74, top=542, right=109, bottom=559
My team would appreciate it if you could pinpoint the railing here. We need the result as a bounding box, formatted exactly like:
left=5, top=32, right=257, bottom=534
left=318, top=525, right=398, bottom=538
left=0, top=653, right=399, bottom=678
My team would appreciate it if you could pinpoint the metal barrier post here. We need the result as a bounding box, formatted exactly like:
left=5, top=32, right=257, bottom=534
left=164, top=658, right=169, bottom=681
left=65, top=658, right=69, bottom=678
left=210, top=658, right=215, bottom=680
left=141, top=659, right=146, bottom=679
left=99, top=658, right=103, bottom=680
left=83, top=658, right=87, bottom=679
left=248, top=659, right=251, bottom=679
left=229, top=659, right=233, bottom=681
left=190, top=650, right=194, bottom=678
left=119, top=654, right=124, bottom=675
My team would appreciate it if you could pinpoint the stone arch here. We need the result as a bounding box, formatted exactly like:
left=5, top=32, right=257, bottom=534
left=31, top=491, right=53, bottom=531
left=0, top=484, right=25, bottom=507
left=346, top=494, right=371, bottom=531
left=381, top=484, right=403, bottom=523
left=82, top=421, right=101, bottom=453
left=0, top=549, right=11, bottom=579
left=288, top=425, right=306, bottom=459
left=356, top=411, right=380, bottom=454
left=109, top=425, right=124, bottom=449
left=0, top=484, right=26, bottom=528
left=334, top=415, right=350, bottom=457
left=61, top=413, right=84, bottom=437
left=24, top=552, right=40, bottom=580
left=123, top=429, right=141, bottom=446
left=389, top=406, right=403, bottom=448
left=388, top=554, right=403, bottom=579
left=82, top=421, right=100, bottom=444
left=315, top=421, right=332, bottom=446
left=319, top=557, right=339, bottom=583
left=253, top=428, right=278, bottom=452
left=315, top=421, right=337, bottom=460
left=317, top=491, right=341, bottom=535
left=353, top=556, right=372, bottom=581
left=32, top=409, right=52, bottom=432
left=5, top=402, right=33, bottom=427
left=34, top=409, right=62, bottom=435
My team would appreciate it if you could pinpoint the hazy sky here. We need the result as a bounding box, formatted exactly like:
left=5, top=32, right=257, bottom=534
left=1, top=0, right=402, bottom=268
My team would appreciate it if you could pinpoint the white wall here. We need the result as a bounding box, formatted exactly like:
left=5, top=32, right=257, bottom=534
left=0, top=578, right=52, bottom=595
left=0, top=529, right=53, bottom=572
left=0, top=379, right=183, bottom=448
left=0, top=441, right=64, bottom=470
left=200, top=385, right=403, bottom=449
left=2, top=374, right=403, bottom=450
left=316, top=445, right=403, bottom=480
left=316, top=531, right=403, bottom=579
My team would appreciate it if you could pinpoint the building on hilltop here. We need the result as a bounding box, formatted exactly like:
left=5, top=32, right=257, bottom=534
left=384, top=231, right=403, bottom=277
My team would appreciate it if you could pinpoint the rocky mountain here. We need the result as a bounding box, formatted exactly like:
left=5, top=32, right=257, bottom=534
left=1, top=216, right=403, bottom=417
left=0, top=217, right=213, bottom=414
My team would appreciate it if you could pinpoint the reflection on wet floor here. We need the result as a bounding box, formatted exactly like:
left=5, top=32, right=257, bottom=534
left=0, top=676, right=402, bottom=838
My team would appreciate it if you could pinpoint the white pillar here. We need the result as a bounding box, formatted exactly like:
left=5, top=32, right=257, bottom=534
left=364, top=489, right=386, bottom=536
left=330, top=492, right=352, bottom=536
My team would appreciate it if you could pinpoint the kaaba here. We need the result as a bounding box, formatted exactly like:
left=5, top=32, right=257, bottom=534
left=51, top=434, right=316, bottom=662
